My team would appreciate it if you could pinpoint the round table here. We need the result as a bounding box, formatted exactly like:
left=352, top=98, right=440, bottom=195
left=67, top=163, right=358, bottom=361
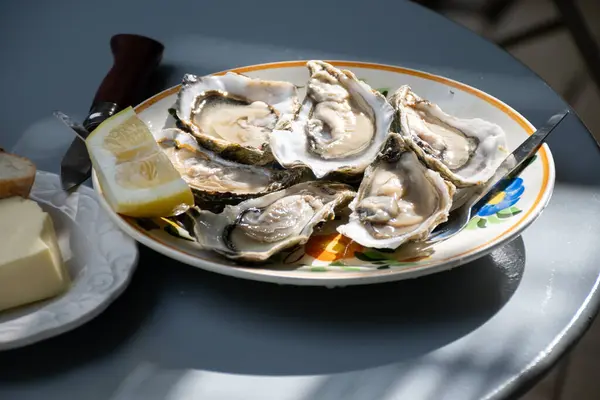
left=1, top=1, right=600, bottom=399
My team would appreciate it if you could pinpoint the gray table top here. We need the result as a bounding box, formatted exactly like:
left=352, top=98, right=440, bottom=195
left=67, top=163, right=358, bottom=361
left=1, top=0, right=600, bottom=399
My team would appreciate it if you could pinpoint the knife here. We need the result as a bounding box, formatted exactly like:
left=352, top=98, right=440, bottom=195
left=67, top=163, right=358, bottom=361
left=60, top=33, right=164, bottom=191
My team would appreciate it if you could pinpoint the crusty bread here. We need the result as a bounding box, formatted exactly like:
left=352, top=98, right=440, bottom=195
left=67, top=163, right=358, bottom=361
left=0, top=148, right=36, bottom=199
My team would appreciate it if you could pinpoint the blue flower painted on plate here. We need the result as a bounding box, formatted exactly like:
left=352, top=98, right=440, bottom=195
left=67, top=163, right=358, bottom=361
left=477, top=177, right=525, bottom=217
left=467, top=177, right=525, bottom=230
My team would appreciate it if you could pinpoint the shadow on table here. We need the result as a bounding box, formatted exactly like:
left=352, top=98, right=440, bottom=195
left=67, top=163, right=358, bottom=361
left=103, top=239, right=528, bottom=400
left=164, top=236, right=525, bottom=376
left=0, top=237, right=526, bottom=384
left=108, top=328, right=531, bottom=400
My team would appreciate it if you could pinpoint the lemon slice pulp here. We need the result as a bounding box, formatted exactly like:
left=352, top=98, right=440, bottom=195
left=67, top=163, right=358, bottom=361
left=86, top=107, right=194, bottom=218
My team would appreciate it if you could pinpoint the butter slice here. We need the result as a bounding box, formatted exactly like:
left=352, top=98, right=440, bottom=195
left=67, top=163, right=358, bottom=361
left=0, top=197, right=70, bottom=312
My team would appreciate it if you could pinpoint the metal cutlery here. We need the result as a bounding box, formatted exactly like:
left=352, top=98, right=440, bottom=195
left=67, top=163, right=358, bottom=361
left=427, top=108, right=569, bottom=244
left=59, top=34, right=164, bottom=191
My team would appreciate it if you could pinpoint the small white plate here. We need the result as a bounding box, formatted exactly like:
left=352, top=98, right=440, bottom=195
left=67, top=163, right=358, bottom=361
left=93, top=60, right=555, bottom=286
left=0, top=171, right=138, bottom=350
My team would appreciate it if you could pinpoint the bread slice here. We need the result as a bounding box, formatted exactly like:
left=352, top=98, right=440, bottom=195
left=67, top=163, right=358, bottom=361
left=0, top=149, right=36, bottom=199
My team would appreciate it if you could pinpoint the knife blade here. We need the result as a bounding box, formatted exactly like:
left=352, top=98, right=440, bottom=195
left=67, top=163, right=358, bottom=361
left=60, top=33, right=164, bottom=191
left=54, top=111, right=91, bottom=141
left=59, top=102, right=121, bottom=190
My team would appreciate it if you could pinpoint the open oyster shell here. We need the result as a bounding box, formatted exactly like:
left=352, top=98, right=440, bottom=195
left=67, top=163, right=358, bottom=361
left=337, top=135, right=455, bottom=249
left=270, top=61, right=395, bottom=178
left=155, top=128, right=303, bottom=211
left=390, top=85, right=508, bottom=187
left=190, top=181, right=356, bottom=262
left=173, top=72, right=300, bottom=165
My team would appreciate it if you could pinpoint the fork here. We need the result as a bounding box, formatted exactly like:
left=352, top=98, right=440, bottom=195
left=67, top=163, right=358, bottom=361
left=426, top=108, right=570, bottom=244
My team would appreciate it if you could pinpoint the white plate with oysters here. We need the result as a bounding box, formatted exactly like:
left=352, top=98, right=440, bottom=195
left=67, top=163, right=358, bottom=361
left=92, top=60, right=555, bottom=286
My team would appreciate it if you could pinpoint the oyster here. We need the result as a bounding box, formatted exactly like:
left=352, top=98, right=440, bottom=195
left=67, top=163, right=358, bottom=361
left=390, top=85, right=508, bottom=187
left=190, top=181, right=355, bottom=262
left=270, top=61, right=395, bottom=178
left=173, top=72, right=300, bottom=165
left=155, top=128, right=303, bottom=210
left=337, top=135, right=455, bottom=249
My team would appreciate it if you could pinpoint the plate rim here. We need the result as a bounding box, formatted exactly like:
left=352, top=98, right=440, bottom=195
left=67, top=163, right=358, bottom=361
left=92, top=60, right=555, bottom=286
left=0, top=171, right=139, bottom=350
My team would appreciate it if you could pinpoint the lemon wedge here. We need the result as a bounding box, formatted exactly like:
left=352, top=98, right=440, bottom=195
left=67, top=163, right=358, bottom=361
left=86, top=107, right=194, bottom=218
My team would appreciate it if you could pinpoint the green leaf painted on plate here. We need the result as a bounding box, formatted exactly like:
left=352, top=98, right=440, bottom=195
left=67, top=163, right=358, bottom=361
left=497, top=209, right=513, bottom=219
left=509, top=206, right=522, bottom=215
left=376, top=88, right=390, bottom=97
left=329, top=260, right=346, bottom=266
left=487, top=214, right=502, bottom=224
left=477, top=218, right=488, bottom=229
left=311, top=267, right=328, bottom=272
left=354, top=252, right=373, bottom=262
left=467, top=217, right=482, bottom=230
left=388, top=261, right=408, bottom=267
left=354, top=250, right=387, bottom=261
left=342, top=266, right=361, bottom=272
left=387, top=260, right=404, bottom=265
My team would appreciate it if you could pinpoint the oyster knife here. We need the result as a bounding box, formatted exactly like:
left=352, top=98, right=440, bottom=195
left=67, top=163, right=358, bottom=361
left=60, top=34, right=164, bottom=191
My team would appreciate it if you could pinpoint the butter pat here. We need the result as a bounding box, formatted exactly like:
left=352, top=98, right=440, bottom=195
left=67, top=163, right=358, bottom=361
left=0, top=197, right=70, bottom=312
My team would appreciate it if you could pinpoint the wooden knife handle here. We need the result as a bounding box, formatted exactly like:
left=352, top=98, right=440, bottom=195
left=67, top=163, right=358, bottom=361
left=91, top=34, right=164, bottom=110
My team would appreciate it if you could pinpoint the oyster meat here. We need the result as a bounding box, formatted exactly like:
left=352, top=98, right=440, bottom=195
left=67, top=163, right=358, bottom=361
left=173, top=72, right=300, bottom=165
left=155, top=128, right=302, bottom=209
left=270, top=61, right=395, bottom=178
left=337, top=135, right=455, bottom=249
left=390, top=85, right=508, bottom=187
left=190, top=181, right=355, bottom=262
